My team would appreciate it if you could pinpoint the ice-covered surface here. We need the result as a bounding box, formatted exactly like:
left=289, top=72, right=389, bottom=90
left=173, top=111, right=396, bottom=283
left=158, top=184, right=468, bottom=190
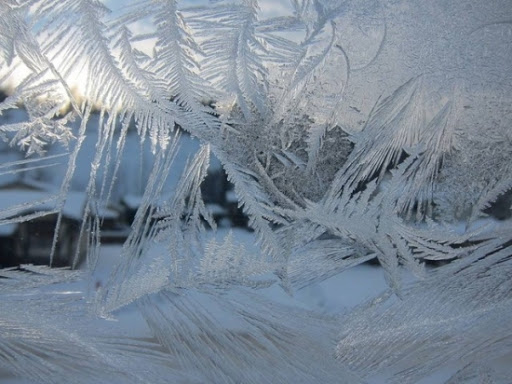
left=0, top=0, right=511, bottom=382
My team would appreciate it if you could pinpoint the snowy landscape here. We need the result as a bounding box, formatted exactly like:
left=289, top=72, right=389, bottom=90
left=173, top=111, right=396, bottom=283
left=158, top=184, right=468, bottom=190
left=1, top=0, right=512, bottom=383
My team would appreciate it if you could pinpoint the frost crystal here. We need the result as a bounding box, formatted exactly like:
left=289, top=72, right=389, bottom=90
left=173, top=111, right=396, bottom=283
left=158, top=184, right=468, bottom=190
left=0, top=0, right=511, bottom=383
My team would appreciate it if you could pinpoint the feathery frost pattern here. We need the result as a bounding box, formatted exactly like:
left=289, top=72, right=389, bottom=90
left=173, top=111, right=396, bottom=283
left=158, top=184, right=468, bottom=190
left=0, top=0, right=511, bottom=382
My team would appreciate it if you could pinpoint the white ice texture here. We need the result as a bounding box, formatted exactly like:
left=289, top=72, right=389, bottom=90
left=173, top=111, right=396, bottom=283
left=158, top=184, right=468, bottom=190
left=0, top=0, right=511, bottom=383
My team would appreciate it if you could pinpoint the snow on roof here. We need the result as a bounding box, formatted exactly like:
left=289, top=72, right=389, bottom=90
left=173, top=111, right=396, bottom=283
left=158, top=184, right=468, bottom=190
left=122, top=194, right=143, bottom=210
left=88, top=200, right=121, bottom=219
left=0, top=189, right=86, bottom=220
left=93, top=206, right=120, bottom=219
left=226, top=190, right=238, bottom=204
left=205, top=203, right=227, bottom=216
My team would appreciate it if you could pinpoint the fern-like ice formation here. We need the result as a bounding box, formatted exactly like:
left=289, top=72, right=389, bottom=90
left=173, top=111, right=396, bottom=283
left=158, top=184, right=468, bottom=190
left=0, top=0, right=511, bottom=383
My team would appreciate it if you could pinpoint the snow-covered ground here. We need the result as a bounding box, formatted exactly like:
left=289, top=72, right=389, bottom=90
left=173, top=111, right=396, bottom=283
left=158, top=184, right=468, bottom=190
left=0, top=227, right=390, bottom=383
left=1, top=226, right=460, bottom=384
left=91, top=228, right=390, bottom=314
left=3, top=214, right=511, bottom=384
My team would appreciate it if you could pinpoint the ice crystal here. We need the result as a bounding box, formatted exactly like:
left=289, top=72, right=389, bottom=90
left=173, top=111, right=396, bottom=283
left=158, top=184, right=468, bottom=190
left=0, top=0, right=511, bottom=382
